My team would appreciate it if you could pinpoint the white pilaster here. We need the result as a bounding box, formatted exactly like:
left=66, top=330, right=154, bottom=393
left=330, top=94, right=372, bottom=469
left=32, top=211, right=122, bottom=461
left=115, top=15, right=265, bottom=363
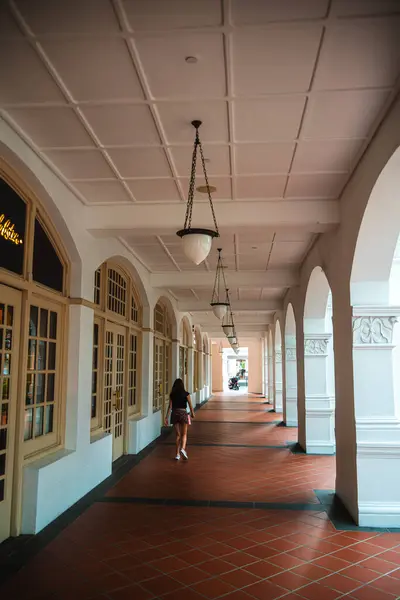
left=285, top=336, right=298, bottom=427
left=353, top=306, right=400, bottom=527
left=268, top=334, right=274, bottom=404
left=304, top=333, right=335, bottom=454
left=274, top=350, right=283, bottom=412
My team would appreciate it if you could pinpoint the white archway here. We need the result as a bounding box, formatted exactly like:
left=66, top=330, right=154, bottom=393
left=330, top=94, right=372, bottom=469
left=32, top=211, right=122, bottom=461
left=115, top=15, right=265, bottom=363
left=350, top=146, right=400, bottom=527
left=284, top=304, right=298, bottom=427
left=303, top=267, right=335, bottom=454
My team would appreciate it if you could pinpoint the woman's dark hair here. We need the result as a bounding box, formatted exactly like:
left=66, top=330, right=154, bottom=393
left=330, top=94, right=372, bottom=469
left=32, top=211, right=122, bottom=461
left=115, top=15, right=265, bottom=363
left=170, top=378, right=185, bottom=397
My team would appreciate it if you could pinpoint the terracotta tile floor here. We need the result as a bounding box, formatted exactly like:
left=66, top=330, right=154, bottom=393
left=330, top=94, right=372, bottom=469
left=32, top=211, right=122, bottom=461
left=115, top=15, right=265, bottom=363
left=1, top=394, right=400, bottom=600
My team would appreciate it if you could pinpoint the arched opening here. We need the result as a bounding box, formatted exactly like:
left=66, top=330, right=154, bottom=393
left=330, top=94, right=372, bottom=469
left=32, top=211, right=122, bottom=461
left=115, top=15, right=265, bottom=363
left=0, top=169, right=71, bottom=542
left=274, top=320, right=283, bottom=413
left=90, top=260, right=143, bottom=461
left=267, top=328, right=274, bottom=404
left=202, top=334, right=209, bottom=392
left=193, top=326, right=202, bottom=397
left=350, top=147, right=400, bottom=527
left=179, top=317, right=191, bottom=391
left=153, top=300, right=174, bottom=425
left=284, top=304, right=298, bottom=427
left=303, top=267, right=336, bottom=454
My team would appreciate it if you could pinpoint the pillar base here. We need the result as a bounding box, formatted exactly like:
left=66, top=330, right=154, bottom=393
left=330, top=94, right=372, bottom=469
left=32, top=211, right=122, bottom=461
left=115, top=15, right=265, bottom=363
left=305, top=396, right=335, bottom=455
left=306, top=441, right=336, bottom=455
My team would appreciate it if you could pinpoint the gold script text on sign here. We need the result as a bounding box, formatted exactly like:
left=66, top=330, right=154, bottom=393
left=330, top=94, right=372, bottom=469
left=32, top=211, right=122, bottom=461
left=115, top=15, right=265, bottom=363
left=0, top=214, right=23, bottom=245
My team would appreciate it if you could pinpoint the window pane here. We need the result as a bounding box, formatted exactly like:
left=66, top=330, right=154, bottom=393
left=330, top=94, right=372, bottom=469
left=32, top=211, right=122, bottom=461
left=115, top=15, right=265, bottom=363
left=29, top=306, right=38, bottom=336
left=32, top=218, right=63, bottom=292
left=39, top=309, right=48, bottom=338
left=0, top=178, right=26, bottom=275
left=27, top=340, right=36, bottom=371
left=46, top=373, right=55, bottom=402
left=1, top=403, right=8, bottom=426
left=0, top=453, right=5, bottom=476
left=24, top=409, right=33, bottom=441
left=35, top=406, right=44, bottom=437
left=36, top=373, right=45, bottom=404
left=38, top=341, right=47, bottom=370
left=48, top=342, right=56, bottom=370
left=0, top=479, right=4, bottom=502
left=49, top=312, right=57, bottom=340
left=45, top=405, right=53, bottom=434
left=26, top=374, right=35, bottom=405
left=0, top=429, right=6, bottom=450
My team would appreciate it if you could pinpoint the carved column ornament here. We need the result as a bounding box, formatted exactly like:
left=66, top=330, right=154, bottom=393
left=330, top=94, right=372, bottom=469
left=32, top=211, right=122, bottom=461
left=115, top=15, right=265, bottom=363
left=352, top=306, right=400, bottom=345
left=275, top=351, right=282, bottom=363
left=285, top=347, right=296, bottom=361
left=353, top=316, right=397, bottom=345
left=304, top=334, right=330, bottom=356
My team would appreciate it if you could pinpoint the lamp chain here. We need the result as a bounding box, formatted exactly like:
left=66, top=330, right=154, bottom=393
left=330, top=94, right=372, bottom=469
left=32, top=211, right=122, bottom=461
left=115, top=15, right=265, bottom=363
left=184, top=123, right=219, bottom=234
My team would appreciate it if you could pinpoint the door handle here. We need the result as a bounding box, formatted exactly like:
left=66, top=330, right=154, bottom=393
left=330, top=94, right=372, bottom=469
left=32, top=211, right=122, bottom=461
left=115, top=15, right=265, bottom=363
left=113, top=389, right=121, bottom=410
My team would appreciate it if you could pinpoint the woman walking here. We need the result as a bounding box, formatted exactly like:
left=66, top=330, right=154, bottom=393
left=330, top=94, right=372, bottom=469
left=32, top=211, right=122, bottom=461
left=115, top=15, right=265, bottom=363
left=165, top=378, right=195, bottom=460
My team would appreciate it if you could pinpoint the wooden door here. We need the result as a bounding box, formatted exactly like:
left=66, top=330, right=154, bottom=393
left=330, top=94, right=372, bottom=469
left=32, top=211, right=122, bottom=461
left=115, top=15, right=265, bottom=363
left=154, top=338, right=164, bottom=412
left=103, top=323, right=126, bottom=461
left=0, top=285, right=22, bottom=543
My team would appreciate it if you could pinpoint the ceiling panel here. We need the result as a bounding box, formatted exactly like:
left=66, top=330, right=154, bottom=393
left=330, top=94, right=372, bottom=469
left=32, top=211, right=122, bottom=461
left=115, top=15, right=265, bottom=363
left=232, top=25, right=323, bottom=95
left=286, top=173, right=346, bottom=199
left=236, top=175, right=287, bottom=199
left=171, top=145, right=231, bottom=177
left=44, top=149, right=115, bottom=180
left=274, top=229, right=313, bottom=243
left=270, top=241, right=310, bottom=263
left=232, top=0, right=329, bottom=23
left=107, top=147, right=171, bottom=178
left=261, top=288, right=287, bottom=299
left=5, top=107, right=94, bottom=148
left=15, top=0, right=120, bottom=34
left=314, top=17, right=400, bottom=90
left=156, top=102, right=229, bottom=144
left=41, top=38, right=144, bottom=102
left=291, top=139, right=363, bottom=173
left=122, top=0, right=222, bottom=30
left=235, top=143, right=295, bottom=175
left=80, top=104, right=161, bottom=146
left=301, top=90, right=390, bottom=139
left=332, top=0, right=400, bottom=17
left=0, top=40, right=65, bottom=105
left=72, top=181, right=132, bottom=204
left=238, top=289, right=262, bottom=300
left=126, top=178, right=181, bottom=202
left=0, top=3, right=23, bottom=37
left=135, top=32, right=226, bottom=98
left=233, top=98, right=306, bottom=142
left=236, top=230, right=275, bottom=243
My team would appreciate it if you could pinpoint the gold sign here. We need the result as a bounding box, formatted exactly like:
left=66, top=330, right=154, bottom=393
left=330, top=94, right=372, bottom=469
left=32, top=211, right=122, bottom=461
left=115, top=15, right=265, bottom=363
left=0, top=213, right=23, bottom=245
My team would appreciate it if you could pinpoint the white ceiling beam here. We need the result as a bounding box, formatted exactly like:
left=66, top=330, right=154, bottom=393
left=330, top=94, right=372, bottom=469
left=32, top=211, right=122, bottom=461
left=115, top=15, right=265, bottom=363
left=180, top=299, right=280, bottom=312
left=86, top=200, right=339, bottom=234
left=205, top=326, right=268, bottom=337
left=150, top=270, right=296, bottom=288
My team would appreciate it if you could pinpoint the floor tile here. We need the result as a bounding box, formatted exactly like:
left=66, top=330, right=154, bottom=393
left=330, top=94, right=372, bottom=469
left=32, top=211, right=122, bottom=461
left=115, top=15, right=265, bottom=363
left=191, top=577, right=236, bottom=599
left=171, top=566, right=211, bottom=585
left=245, top=579, right=288, bottom=599
left=108, top=584, right=154, bottom=600
left=140, top=574, right=183, bottom=596
left=220, top=568, right=261, bottom=588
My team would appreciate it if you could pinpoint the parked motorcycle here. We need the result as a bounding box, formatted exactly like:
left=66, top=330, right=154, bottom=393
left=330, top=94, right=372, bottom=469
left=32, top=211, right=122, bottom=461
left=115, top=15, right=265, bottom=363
left=228, top=376, right=239, bottom=390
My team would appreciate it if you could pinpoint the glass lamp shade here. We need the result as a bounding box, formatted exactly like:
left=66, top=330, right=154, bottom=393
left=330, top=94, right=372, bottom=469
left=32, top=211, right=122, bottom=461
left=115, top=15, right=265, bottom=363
left=177, top=229, right=217, bottom=265
left=211, top=303, right=228, bottom=320
left=222, top=325, right=234, bottom=337
left=228, top=335, right=237, bottom=345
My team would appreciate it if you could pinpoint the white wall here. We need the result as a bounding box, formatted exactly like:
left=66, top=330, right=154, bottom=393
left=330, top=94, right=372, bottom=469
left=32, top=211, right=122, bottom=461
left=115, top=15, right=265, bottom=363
left=248, top=339, right=263, bottom=394
left=211, top=345, right=223, bottom=392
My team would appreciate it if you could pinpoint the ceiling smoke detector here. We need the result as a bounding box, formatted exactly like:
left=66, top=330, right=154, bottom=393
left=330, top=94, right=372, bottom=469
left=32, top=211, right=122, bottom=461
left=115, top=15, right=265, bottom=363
left=197, top=184, right=217, bottom=194
left=185, top=56, right=198, bottom=64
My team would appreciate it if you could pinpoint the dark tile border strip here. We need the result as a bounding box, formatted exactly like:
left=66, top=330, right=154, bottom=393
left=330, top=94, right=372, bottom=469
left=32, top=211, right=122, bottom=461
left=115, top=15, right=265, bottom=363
left=190, top=420, right=281, bottom=425
left=161, top=442, right=290, bottom=449
left=0, top=431, right=168, bottom=586
left=99, top=496, right=324, bottom=512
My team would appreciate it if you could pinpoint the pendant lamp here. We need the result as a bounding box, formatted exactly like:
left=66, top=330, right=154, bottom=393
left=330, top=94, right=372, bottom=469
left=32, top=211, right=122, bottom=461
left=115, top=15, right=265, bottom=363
left=222, top=290, right=235, bottom=337
left=210, top=248, right=229, bottom=319
left=176, top=120, right=219, bottom=265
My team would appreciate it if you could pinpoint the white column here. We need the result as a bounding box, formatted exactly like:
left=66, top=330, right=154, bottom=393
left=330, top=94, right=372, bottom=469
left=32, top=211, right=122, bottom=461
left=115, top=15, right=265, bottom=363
left=353, top=307, right=400, bottom=527
left=274, top=350, right=283, bottom=412
left=304, top=333, right=335, bottom=454
left=268, top=334, right=274, bottom=404
left=171, top=339, right=180, bottom=384
left=198, top=350, right=204, bottom=405
left=188, top=345, right=194, bottom=395
left=285, top=335, right=298, bottom=426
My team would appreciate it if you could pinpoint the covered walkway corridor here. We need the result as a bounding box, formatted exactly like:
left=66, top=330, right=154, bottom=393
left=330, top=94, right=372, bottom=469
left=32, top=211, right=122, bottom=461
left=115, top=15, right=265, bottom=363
left=2, top=395, right=400, bottom=600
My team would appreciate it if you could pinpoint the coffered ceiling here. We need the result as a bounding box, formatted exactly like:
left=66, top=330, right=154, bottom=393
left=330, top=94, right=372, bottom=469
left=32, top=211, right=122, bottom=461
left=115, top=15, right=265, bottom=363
left=1, top=0, right=400, bottom=336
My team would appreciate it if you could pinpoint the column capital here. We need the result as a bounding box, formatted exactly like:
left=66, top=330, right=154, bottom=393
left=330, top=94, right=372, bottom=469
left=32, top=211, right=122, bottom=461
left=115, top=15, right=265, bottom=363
left=275, top=350, right=282, bottom=363
left=352, top=306, right=400, bottom=345
left=304, top=333, right=331, bottom=356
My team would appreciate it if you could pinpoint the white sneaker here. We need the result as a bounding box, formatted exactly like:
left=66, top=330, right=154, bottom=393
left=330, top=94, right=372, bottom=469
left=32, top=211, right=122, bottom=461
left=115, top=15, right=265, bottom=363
left=175, top=454, right=181, bottom=460
left=180, top=448, right=188, bottom=460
